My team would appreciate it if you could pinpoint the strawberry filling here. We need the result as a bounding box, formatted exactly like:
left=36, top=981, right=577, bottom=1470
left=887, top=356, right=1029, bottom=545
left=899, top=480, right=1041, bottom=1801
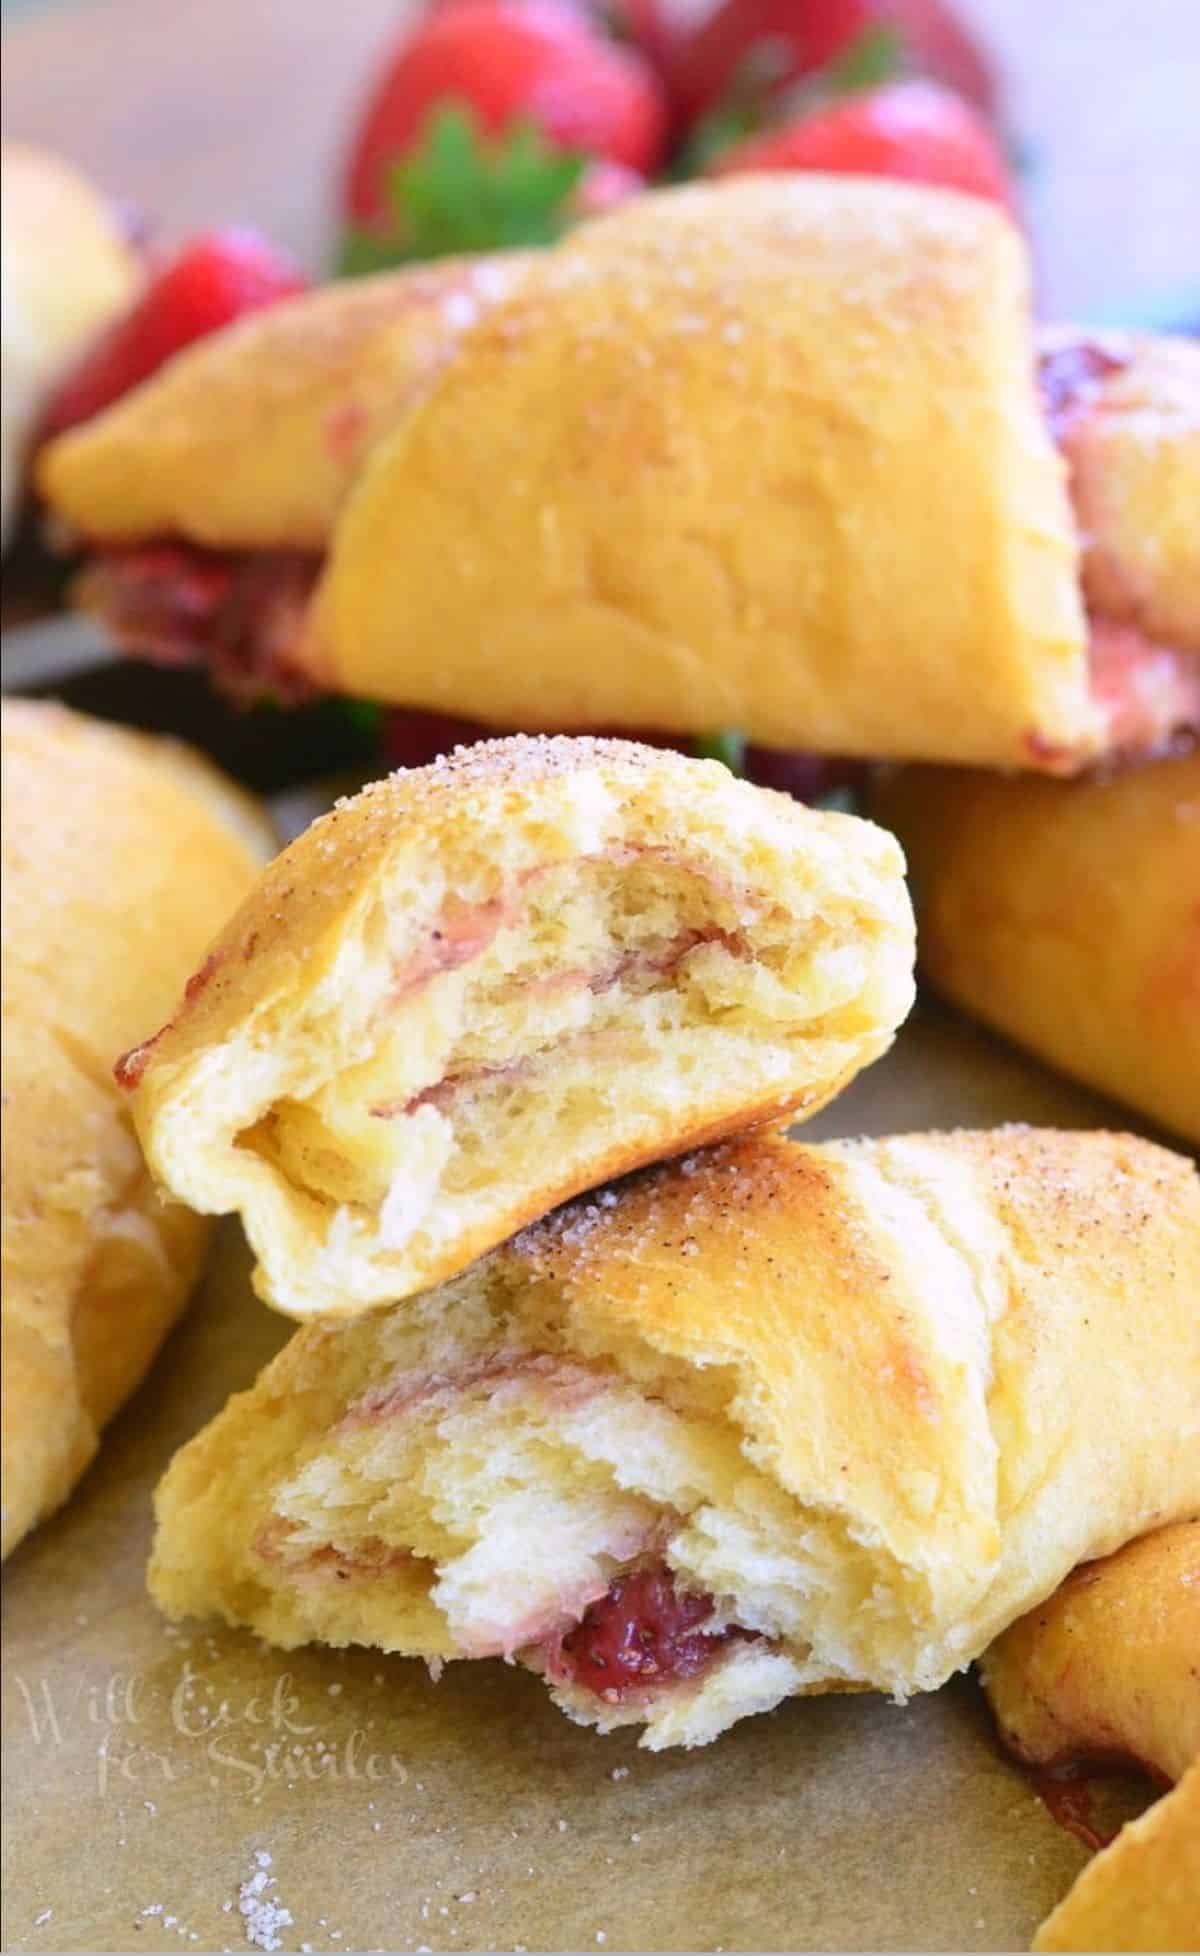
left=1089, top=622, right=1200, bottom=757
left=75, top=542, right=321, bottom=705
left=1037, top=338, right=1131, bottom=442
left=542, top=1563, right=756, bottom=1702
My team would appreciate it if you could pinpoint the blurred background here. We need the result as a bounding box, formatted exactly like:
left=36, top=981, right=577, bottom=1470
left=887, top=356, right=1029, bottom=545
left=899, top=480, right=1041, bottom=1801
left=3, top=0, right=1198, bottom=326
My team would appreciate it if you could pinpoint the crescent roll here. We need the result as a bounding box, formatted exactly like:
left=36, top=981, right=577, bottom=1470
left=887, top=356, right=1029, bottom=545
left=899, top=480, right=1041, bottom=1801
left=1, top=144, right=142, bottom=549
left=148, top=1127, right=1200, bottom=1751
left=873, top=752, right=1200, bottom=1145
left=1, top=701, right=271, bottom=1558
left=982, top=1521, right=1200, bottom=1785
left=118, top=735, right=915, bottom=1320
left=38, top=178, right=1199, bottom=770
left=1031, top=1760, right=1200, bottom=1953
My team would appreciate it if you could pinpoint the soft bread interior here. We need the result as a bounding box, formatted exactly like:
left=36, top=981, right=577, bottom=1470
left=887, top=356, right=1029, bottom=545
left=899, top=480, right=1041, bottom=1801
left=150, top=1124, right=1200, bottom=1748
left=147, top=806, right=911, bottom=1318
left=153, top=1263, right=923, bottom=1749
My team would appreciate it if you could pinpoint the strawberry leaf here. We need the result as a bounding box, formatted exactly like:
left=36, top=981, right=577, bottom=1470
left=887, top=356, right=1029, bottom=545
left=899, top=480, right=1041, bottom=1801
left=692, top=730, right=747, bottom=774
left=818, top=23, right=905, bottom=97
left=336, top=105, right=587, bottom=274
left=673, top=100, right=762, bottom=177
left=679, top=22, right=905, bottom=177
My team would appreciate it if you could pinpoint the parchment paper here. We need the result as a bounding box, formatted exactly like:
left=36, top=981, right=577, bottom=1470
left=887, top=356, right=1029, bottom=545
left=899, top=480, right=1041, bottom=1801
left=2, top=1005, right=1159, bottom=1954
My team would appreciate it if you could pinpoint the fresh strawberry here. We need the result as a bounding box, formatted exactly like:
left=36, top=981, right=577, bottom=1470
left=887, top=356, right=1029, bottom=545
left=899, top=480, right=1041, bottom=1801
left=709, top=79, right=1016, bottom=210
left=42, top=229, right=306, bottom=439
left=670, top=0, right=998, bottom=129
left=342, top=0, right=668, bottom=230
left=429, top=0, right=680, bottom=81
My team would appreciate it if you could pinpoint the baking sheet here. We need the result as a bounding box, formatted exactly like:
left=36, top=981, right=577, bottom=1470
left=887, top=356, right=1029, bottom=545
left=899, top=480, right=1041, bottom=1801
left=3, top=996, right=1162, bottom=1955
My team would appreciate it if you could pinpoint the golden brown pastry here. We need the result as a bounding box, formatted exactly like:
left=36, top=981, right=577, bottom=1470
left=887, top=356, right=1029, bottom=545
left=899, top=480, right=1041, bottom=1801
left=873, top=751, right=1200, bottom=1145
left=1, top=701, right=272, bottom=1558
left=1033, top=1761, right=1200, bottom=1952
left=38, top=177, right=1200, bottom=768
left=119, top=735, right=915, bottom=1320
left=148, top=1126, right=1200, bottom=1750
left=1, top=144, right=142, bottom=548
left=33, top=252, right=530, bottom=554
left=983, top=1521, right=1200, bottom=1785
left=983, top=1519, right=1199, bottom=1949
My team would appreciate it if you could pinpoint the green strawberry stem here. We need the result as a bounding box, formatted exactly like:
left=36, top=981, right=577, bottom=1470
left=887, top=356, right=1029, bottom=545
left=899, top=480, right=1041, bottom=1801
left=680, top=21, right=904, bottom=175
left=692, top=730, right=747, bottom=774
left=337, top=105, right=587, bottom=274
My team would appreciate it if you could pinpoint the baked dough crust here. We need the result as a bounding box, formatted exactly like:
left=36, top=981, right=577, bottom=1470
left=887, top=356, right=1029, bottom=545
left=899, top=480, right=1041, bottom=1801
left=1, top=143, right=141, bottom=547
left=148, top=1126, right=1200, bottom=1748
left=873, top=751, right=1200, bottom=1145
left=121, top=734, right=915, bottom=1319
left=1032, top=1760, right=1200, bottom=1952
left=982, top=1521, right=1200, bottom=1785
left=36, top=253, right=531, bottom=552
left=306, top=178, right=1095, bottom=765
left=1, top=702, right=271, bottom=1557
left=41, top=176, right=1114, bottom=768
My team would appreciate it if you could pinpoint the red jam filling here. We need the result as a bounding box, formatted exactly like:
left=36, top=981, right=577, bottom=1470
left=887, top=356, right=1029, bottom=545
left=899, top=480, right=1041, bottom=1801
left=1037, top=338, right=1131, bottom=442
left=545, top=1562, right=755, bottom=1701
left=77, top=542, right=321, bottom=705
left=1027, top=1767, right=1123, bottom=1854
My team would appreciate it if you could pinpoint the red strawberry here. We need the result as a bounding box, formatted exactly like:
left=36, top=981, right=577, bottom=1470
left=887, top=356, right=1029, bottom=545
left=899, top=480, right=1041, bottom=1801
left=430, top=0, right=680, bottom=80
left=671, top=0, right=997, bottom=128
left=42, top=229, right=306, bottom=439
left=709, top=79, right=1016, bottom=210
left=342, top=0, right=668, bottom=229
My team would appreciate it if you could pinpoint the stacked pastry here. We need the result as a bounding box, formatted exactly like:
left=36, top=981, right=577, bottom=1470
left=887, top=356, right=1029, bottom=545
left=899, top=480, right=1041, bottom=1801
left=23, top=174, right=1199, bottom=1948
left=36, top=173, right=1199, bottom=1147
left=99, top=735, right=1195, bottom=1954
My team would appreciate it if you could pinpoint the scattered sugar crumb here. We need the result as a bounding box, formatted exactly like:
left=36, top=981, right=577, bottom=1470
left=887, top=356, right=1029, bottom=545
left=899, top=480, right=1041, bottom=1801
left=237, top=1851, right=293, bottom=1953
left=327, top=1682, right=343, bottom=1697
left=610, top=1766, right=629, bottom=1781
left=34, top=1909, right=53, bottom=1926
left=557, top=1819, right=569, bottom=1833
